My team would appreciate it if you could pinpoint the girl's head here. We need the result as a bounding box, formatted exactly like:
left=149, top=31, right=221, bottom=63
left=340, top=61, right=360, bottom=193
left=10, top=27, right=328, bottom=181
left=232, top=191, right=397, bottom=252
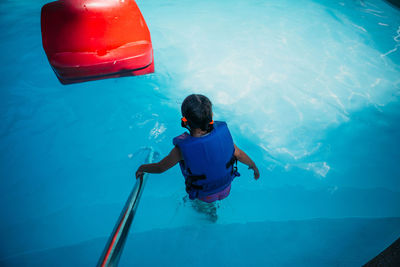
left=181, top=94, right=213, bottom=132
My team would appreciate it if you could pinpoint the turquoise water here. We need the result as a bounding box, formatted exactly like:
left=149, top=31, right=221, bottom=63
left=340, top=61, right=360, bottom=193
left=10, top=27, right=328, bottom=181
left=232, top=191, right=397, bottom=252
left=1, top=0, right=400, bottom=266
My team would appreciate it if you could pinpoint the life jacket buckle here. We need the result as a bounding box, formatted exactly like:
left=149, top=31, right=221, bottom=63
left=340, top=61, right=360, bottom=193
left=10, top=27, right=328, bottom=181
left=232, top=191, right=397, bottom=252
left=185, top=174, right=206, bottom=194
left=226, top=155, right=239, bottom=176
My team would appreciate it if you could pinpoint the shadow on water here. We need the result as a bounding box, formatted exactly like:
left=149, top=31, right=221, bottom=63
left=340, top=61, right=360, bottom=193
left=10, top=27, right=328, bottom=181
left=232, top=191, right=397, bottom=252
left=385, top=0, right=400, bottom=9
left=1, top=217, right=400, bottom=266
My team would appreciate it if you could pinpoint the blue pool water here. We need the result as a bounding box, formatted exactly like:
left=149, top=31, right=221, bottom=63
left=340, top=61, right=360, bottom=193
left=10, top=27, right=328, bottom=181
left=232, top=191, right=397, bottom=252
left=1, top=0, right=400, bottom=266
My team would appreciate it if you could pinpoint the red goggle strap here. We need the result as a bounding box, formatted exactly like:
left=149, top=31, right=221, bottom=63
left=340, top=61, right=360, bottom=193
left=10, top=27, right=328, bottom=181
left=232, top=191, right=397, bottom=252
left=181, top=117, right=213, bottom=125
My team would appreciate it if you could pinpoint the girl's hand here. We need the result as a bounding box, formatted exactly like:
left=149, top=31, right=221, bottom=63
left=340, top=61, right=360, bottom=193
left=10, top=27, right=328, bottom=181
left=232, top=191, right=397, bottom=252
left=249, top=165, right=260, bottom=180
left=135, top=165, right=144, bottom=179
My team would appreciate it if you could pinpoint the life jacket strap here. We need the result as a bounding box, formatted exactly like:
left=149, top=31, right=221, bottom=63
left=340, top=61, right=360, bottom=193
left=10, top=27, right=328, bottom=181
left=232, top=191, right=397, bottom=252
left=185, top=174, right=206, bottom=192
left=226, top=155, right=239, bottom=176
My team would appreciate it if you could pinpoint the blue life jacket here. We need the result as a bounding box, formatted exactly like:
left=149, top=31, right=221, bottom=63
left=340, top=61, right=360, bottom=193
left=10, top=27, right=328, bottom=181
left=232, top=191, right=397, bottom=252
left=173, top=121, right=239, bottom=200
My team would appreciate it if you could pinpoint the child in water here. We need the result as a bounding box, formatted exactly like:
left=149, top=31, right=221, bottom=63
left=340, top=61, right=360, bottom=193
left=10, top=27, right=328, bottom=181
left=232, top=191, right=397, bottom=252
left=136, top=94, right=259, bottom=219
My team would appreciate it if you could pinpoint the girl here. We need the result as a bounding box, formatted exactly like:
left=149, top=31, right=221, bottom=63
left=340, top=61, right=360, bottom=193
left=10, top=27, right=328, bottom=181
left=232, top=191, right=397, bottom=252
left=136, top=94, right=259, bottom=204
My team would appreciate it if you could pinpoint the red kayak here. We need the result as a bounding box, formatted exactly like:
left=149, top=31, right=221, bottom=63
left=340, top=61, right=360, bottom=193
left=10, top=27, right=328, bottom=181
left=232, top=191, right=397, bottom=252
left=41, top=0, right=154, bottom=85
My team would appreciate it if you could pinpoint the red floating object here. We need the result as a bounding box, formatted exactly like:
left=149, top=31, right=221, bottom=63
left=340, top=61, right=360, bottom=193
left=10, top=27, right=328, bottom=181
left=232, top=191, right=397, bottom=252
left=41, top=0, right=154, bottom=84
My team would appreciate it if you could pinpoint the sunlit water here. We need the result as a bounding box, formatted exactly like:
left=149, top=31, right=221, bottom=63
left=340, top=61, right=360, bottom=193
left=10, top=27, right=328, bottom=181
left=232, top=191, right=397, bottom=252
left=0, top=0, right=400, bottom=266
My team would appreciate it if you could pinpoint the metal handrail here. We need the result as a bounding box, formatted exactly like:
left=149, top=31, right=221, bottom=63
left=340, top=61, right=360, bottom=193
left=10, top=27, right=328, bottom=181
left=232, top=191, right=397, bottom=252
left=97, top=148, right=154, bottom=267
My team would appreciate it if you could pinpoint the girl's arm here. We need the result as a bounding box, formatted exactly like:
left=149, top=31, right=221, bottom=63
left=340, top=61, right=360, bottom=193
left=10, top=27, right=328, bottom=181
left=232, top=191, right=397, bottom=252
left=135, top=146, right=182, bottom=178
left=234, top=144, right=260, bottom=180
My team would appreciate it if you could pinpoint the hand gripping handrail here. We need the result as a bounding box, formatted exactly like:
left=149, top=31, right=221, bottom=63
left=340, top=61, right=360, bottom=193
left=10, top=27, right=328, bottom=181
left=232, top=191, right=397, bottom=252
left=97, top=148, right=154, bottom=267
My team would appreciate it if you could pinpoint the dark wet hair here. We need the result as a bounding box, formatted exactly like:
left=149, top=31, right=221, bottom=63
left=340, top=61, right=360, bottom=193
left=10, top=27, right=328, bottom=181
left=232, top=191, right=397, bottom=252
left=181, top=94, right=213, bottom=132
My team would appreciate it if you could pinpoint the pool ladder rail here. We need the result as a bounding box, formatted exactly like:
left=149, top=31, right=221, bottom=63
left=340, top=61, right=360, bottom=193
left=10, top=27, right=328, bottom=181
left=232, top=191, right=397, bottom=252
left=97, top=148, right=154, bottom=267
